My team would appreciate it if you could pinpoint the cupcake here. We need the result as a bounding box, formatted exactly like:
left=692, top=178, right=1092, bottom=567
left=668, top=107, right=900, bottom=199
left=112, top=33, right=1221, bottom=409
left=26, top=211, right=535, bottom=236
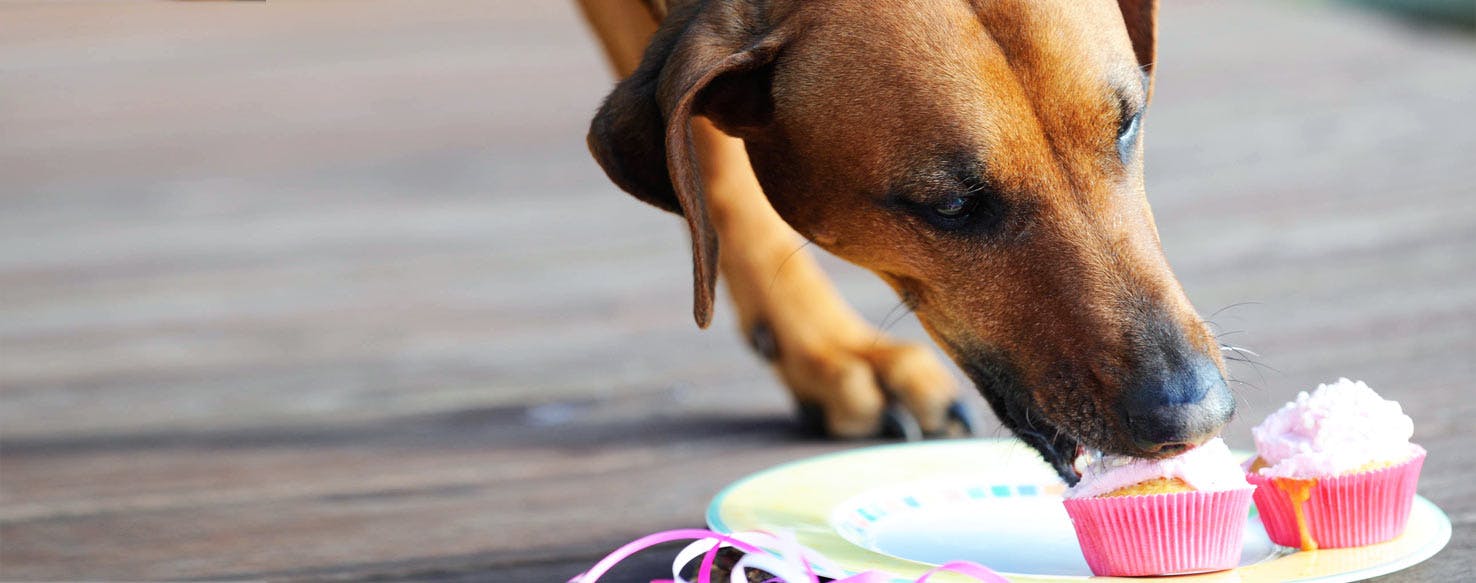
left=1062, top=438, right=1254, bottom=576
left=1246, top=378, right=1425, bottom=550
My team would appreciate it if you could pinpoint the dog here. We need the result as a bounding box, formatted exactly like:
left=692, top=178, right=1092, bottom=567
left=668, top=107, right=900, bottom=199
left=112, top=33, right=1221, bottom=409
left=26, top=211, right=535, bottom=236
left=575, top=0, right=1232, bottom=482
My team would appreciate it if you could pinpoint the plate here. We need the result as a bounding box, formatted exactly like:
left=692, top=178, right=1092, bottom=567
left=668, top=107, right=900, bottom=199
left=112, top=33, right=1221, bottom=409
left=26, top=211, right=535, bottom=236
left=706, top=439, right=1451, bottom=582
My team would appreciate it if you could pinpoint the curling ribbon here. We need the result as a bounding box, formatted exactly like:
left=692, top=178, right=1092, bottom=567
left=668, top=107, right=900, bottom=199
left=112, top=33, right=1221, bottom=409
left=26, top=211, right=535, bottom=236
left=568, top=528, right=1009, bottom=583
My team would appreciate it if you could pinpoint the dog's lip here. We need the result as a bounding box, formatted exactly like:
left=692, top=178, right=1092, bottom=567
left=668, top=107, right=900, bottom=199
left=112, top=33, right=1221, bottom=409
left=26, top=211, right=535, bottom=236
left=1022, top=426, right=1083, bottom=483
left=953, top=352, right=1093, bottom=483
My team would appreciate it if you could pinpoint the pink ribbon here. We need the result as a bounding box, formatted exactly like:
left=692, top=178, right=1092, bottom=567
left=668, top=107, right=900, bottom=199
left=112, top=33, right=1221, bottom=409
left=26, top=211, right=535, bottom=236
left=568, top=528, right=1009, bottom=583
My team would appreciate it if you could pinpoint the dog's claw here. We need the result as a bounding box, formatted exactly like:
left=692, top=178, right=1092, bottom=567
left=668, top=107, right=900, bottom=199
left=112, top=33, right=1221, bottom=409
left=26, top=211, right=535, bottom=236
left=919, top=399, right=980, bottom=439
left=796, top=402, right=828, bottom=436
left=881, top=403, right=924, bottom=441
left=945, top=399, right=980, bottom=436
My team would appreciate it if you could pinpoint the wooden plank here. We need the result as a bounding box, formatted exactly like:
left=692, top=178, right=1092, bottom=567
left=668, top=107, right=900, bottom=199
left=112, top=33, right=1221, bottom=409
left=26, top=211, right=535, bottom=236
left=0, top=0, right=1472, bottom=581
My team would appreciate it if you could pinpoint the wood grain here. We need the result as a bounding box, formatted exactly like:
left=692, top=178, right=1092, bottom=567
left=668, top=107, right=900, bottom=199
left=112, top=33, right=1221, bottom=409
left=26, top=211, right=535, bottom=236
left=0, top=0, right=1472, bottom=581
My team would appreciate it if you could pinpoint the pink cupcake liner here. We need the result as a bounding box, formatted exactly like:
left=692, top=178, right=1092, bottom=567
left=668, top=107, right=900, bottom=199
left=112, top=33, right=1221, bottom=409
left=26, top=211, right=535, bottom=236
left=1247, top=449, right=1425, bottom=550
left=1062, top=487, right=1255, bottom=577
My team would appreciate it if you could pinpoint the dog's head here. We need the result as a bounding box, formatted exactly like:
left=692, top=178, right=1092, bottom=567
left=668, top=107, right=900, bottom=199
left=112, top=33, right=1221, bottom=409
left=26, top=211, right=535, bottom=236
left=588, top=0, right=1233, bottom=480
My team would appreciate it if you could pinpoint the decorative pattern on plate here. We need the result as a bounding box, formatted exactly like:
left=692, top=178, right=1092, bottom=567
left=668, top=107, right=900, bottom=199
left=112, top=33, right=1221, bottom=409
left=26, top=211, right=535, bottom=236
left=834, top=482, right=1066, bottom=545
left=708, top=439, right=1451, bottom=583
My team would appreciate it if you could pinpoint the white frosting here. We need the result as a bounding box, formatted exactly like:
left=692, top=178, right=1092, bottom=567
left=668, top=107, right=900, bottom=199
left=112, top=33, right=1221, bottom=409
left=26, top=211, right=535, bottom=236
left=1251, top=378, right=1418, bottom=479
left=1065, top=438, right=1251, bottom=499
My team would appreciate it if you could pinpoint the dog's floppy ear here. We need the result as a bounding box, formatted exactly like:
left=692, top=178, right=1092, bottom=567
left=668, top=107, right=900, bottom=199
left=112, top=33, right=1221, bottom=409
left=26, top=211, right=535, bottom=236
left=587, top=2, right=789, bottom=329
left=1117, top=0, right=1159, bottom=98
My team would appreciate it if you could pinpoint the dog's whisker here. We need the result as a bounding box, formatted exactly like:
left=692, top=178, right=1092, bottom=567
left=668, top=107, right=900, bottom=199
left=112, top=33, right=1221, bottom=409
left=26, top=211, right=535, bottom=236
left=1226, top=378, right=1261, bottom=391
left=1223, top=352, right=1279, bottom=373
left=1224, top=370, right=1262, bottom=415
left=1223, top=354, right=1274, bottom=389
left=871, top=300, right=912, bottom=347
left=1207, top=301, right=1261, bottom=320
left=1219, top=340, right=1275, bottom=371
left=1220, top=345, right=1261, bottom=358
left=768, top=239, right=815, bottom=291
left=882, top=302, right=915, bottom=333
left=1218, top=343, right=1276, bottom=394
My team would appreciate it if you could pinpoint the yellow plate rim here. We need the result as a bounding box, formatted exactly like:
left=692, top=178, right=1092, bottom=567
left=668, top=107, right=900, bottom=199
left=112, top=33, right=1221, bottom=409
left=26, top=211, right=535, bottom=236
left=706, top=439, right=1451, bottom=583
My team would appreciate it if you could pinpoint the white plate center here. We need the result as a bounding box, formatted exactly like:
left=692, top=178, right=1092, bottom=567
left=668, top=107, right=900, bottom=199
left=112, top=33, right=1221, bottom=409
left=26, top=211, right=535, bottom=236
left=830, top=480, right=1282, bottom=577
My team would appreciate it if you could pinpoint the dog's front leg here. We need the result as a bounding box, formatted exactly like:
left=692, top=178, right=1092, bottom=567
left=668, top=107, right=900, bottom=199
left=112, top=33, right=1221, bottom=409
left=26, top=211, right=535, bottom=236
left=577, top=0, right=965, bottom=438
left=690, top=119, right=963, bottom=438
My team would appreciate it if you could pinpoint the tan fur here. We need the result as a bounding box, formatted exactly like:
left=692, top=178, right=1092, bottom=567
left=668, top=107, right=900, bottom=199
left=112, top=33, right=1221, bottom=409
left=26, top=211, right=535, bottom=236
left=576, top=0, right=960, bottom=435
left=576, top=0, right=1225, bottom=448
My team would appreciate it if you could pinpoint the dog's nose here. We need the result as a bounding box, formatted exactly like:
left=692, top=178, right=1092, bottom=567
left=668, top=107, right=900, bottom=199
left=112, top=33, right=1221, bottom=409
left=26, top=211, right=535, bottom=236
left=1119, top=356, right=1234, bottom=457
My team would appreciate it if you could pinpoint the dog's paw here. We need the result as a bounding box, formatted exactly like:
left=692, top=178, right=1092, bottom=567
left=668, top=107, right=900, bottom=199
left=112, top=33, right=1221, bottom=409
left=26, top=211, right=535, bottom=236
left=750, top=322, right=974, bottom=439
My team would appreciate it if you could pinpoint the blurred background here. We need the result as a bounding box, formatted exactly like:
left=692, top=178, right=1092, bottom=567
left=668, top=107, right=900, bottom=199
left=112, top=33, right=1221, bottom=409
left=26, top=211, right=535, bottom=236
left=1, top=1, right=1472, bottom=581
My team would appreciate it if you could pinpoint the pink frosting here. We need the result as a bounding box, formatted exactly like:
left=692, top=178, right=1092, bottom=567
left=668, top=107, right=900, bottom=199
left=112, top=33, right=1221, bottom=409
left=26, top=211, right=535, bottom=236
left=1251, top=378, right=1418, bottom=479
left=1065, top=438, right=1251, bottom=499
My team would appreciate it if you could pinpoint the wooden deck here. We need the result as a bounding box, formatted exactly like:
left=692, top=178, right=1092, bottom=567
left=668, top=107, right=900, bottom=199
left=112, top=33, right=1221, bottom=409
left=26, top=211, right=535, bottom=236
left=1, top=1, right=1472, bottom=581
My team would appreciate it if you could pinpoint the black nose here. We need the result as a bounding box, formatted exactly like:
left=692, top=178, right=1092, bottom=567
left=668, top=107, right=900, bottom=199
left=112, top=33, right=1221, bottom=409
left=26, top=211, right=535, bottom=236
left=1119, top=356, right=1234, bottom=457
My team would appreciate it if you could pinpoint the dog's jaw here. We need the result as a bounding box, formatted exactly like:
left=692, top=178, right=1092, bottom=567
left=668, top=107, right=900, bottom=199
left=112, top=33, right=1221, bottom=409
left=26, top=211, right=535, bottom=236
left=957, top=352, right=1084, bottom=484
left=984, top=394, right=1083, bottom=484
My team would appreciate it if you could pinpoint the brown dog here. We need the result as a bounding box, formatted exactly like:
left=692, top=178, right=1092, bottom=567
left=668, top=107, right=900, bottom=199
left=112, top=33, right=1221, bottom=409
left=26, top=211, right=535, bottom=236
left=577, top=0, right=1232, bottom=480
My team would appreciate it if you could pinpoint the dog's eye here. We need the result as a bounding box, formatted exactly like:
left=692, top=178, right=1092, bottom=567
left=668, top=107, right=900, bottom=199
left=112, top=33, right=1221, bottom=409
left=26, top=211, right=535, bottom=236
left=1116, top=111, right=1142, bottom=160
left=915, top=193, right=1005, bottom=233
left=932, top=196, right=973, bottom=219
left=891, top=166, right=1007, bottom=234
